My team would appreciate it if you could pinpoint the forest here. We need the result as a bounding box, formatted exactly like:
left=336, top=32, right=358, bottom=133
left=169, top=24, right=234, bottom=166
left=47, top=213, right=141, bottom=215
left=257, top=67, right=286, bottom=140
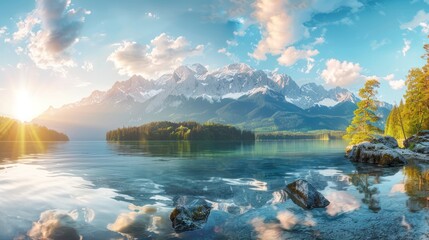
left=345, top=36, right=429, bottom=145
left=0, top=116, right=69, bottom=141
left=106, top=121, right=255, bottom=141
left=384, top=38, right=429, bottom=141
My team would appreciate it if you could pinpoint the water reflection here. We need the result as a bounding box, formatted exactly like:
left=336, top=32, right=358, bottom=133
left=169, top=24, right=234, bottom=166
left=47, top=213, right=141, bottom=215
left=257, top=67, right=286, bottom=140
left=403, top=163, right=429, bottom=212
left=349, top=164, right=401, bottom=213
left=108, top=140, right=254, bottom=158
left=0, top=141, right=61, bottom=161
left=27, top=210, right=81, bottom=240
left=350, top=172, right=381, bottom=212
left=107, top=204, right=172, bottom=239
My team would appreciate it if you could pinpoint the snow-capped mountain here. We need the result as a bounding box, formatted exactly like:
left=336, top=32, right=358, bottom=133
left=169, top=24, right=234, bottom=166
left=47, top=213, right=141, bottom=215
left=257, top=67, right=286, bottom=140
left=67, top=63, right=358, bottom=110
left=34, top=63, right=390, bottom=140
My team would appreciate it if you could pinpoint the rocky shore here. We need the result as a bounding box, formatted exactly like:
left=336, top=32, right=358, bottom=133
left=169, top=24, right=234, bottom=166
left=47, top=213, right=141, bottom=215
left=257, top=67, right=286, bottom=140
left=346, top=131, right=429, bottom=165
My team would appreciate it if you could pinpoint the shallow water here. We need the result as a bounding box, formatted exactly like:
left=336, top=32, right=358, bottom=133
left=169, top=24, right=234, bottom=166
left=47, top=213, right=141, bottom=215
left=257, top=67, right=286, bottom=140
left=0, top=140, right=428, bottom=239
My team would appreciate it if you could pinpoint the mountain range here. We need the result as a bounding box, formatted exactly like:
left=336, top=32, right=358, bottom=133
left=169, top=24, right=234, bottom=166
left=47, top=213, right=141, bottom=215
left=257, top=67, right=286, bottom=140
left=34, top=63, right=392, bottom=140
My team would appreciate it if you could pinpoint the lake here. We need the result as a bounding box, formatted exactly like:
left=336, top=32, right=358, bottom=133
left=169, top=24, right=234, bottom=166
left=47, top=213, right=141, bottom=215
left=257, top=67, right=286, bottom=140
left=0, top=140, right=428, bottom=239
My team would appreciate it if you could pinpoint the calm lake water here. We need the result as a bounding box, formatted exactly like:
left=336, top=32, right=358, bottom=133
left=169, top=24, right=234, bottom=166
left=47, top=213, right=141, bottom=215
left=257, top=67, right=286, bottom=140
left=0, top=140, right=428, bottom=239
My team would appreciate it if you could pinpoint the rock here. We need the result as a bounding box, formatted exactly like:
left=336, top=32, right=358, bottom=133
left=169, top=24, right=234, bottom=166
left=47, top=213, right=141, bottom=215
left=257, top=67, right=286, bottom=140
left=404, top=130, right=429, bottom=154
left=170, top=196, right=212, bottom=233
left=370, top=135, right=398, bottom=148
left=346, top=142, right=407, bottom=166
left=284, top=179, right=330, bottom=209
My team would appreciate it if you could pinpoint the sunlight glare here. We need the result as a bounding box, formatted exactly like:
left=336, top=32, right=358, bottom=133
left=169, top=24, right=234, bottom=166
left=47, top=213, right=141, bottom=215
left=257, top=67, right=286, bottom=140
left=14, top=89, right=34, bottom=122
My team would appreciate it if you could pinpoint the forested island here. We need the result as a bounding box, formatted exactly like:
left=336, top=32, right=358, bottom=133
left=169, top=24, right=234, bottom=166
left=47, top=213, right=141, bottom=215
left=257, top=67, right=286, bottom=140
left=106, top=121, right=255, bottom=141
left=0, top=116, right=69, bottom=141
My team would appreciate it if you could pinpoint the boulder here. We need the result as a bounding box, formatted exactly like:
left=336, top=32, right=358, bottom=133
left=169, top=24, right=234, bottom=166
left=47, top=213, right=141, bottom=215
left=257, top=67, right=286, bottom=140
left=284, top=179, right=330, bottom=209
left=370, top=135, right=398, bottom=148
left=346, top=142, right=406, bottom=166
left=170, top=196, right=212, bottom=233
left=403, top=130, right=429, bottom=154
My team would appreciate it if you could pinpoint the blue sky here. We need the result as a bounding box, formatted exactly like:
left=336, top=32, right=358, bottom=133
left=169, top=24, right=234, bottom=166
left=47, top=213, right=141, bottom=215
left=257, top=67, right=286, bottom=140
left=0, top=0, right=428, bottom=120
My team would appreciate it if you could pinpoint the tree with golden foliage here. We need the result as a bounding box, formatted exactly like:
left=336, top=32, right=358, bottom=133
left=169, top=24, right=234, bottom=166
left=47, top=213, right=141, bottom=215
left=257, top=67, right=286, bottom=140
left=344, top=79, right=382, bottom=145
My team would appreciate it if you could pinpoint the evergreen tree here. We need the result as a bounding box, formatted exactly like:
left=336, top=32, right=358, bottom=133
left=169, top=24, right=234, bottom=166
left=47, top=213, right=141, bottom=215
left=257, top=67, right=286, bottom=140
left=403, top=67, right=429, bottom=135
left=344, top=79, right=382, bottom=145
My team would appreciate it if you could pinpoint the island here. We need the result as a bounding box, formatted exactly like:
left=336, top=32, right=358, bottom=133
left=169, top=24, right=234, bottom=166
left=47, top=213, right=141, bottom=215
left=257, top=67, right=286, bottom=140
left=106, top=121, right=255, bottom=141
left=0, top=116, right=69, bottom=141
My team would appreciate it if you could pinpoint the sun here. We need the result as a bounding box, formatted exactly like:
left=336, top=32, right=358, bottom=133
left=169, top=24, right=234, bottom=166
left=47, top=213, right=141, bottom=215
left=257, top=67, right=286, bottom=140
left=14, top=89, right=34, bottom=122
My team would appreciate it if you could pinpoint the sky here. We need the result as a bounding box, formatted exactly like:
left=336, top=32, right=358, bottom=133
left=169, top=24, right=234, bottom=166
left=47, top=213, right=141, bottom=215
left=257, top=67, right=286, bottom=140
left=0, top=0, right=428, bottom=121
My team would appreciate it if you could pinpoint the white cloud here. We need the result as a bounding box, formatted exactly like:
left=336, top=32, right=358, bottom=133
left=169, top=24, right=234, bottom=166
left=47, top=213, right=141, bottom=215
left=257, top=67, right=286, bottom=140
left=13, top=0, right=90, bottom=74
left=0, top=26, right=7, bottom=37
left=108, top=33, right=204, bottom=78
left=389, top=80, right=405, bottom=90
left=250, top=0, right=362, bottom=60
left=313, top=37, right=325, bottom=45
left=400, top=10, right=429, bottom=33
left=218, top=48, right=232, bottom=57
left=226, top=39, right=238, bottom=46
left=13, top=16, right=40, bottom=41
left=402, top=39, right=411, bottom=56
left=383, top=74, right=395, bottom=81
left=82, top=61, right=93, bottom=71
left=15, top=46, right=24, bottom=55
left=381, top=73, right=405, bottom=90
left=277, top=46, right=319, bottom=73
left=370, top=38, right=389, bottom=50
left=321, top=59, right=362, bottom=86
left=145, top=12, right=159, bottom=19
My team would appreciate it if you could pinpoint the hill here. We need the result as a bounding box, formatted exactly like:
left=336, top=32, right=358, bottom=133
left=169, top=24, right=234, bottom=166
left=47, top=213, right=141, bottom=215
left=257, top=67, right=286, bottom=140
left=0, top=116, right=69, bottom=141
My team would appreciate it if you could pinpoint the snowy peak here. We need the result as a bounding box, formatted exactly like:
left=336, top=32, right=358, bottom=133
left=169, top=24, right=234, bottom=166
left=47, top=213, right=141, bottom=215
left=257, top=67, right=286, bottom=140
left=64, top=63, right=360, bottom=110
left=189, top=63, right=208, bottom=75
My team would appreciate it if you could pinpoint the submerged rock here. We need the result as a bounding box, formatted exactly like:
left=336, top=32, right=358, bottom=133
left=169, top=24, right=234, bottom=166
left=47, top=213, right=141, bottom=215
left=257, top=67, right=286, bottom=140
left=346, top=142, right=407, bottom=166
left=170, top=196, right=212, bottom=233
left=284, top=179, right=330, bottom=209
left=404, top=130, right=429, bottom=154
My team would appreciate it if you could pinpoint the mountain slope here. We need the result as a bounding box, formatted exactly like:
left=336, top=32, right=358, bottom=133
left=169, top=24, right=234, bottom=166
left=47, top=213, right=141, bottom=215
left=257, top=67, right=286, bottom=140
left=34, top=63, right=391, bottom=140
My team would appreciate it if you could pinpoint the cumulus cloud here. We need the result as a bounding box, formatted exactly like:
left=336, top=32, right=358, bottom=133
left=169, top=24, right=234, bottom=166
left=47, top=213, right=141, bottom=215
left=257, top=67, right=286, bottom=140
left=27, top=210, right=81, bottom=240
left=382, top=73, right=405, bottom=90
left=325, top=191, right=360, bottom=216
left=383, top=73, right=395, bottom=81
left=277, top=47, right=319, bottom=66
left=321, top=59, right=362, bottom=86
left=13, top=0, right=90, bottom=74
left=108, top=33, right=204, bottom=78
left=13, top=16, right=40, bottom=41
left=250, top=0, right=362, bottom=60
left=400, top=10, right=429, bottom=33
left=389, top=80, right=405, bottom=90
left=402, top=39, right=411, bottom=56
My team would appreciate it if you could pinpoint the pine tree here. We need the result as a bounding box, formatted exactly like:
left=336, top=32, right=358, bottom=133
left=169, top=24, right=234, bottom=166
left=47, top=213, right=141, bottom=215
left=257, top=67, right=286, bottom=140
left=403, top=68, right=429, bottom=135
left=344, top=79, right=382, bottom=145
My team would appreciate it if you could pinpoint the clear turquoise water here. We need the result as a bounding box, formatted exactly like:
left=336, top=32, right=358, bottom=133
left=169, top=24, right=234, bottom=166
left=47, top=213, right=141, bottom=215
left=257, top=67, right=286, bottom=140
left=0, top=140, right=428, bottom=239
